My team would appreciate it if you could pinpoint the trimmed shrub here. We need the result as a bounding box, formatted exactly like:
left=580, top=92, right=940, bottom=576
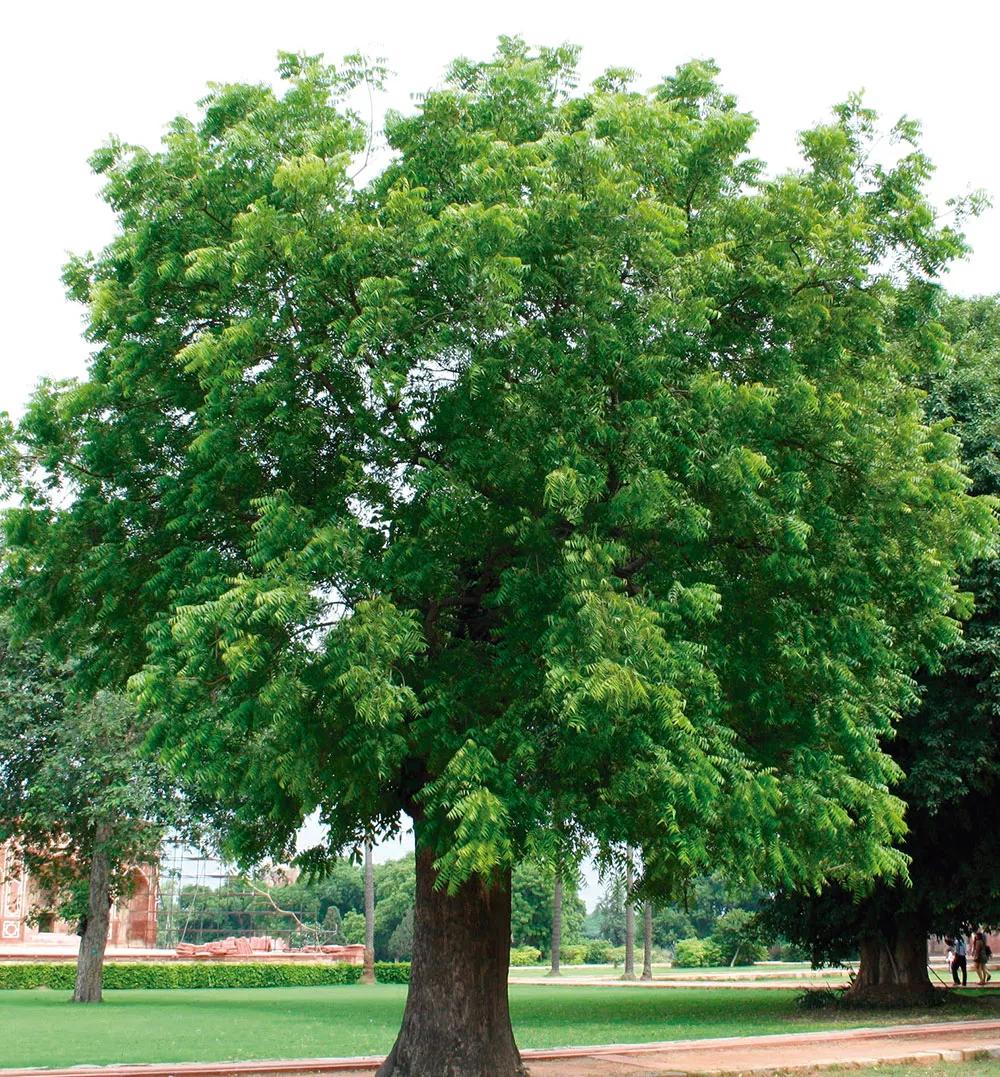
left=583, top=940, right=613, bottom=964
left=671, top=938, right=722, bottom=968
left=0, top=961, right=363, bottom=990
left=509, top=946, right=542, bottom=966
left=559, top=944, right=587, bottom=965
left=374, top=961, right=411, bottom=983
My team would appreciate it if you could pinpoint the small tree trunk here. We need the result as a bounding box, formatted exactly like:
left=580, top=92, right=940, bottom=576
left=622, top=856, right=636, bottom=980
left=641, top=901, right=653, bottom=981
left=847, top=915, right=936, bottom=1007
left=548, top=871, right=562, bottom=977
left=73, top=823, right=112, bottom=1003
left=362, top=841, right=375, bottom=984
left=376, top=847, right=524, bottom=1077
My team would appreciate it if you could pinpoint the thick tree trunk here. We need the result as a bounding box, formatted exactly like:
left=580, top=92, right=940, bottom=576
left=74, top=824, right=112, bottom=1003
left=376, top=848, right=524, bottom=1077
left=622, top=857, right=636, bottom=980
left=641, top=901, right=653, bottom=980
left=847, top=917, right=936, bottom=1007
left=548, top=872, right=562, bottom=977
left=362, top=841, right=375, bottom=985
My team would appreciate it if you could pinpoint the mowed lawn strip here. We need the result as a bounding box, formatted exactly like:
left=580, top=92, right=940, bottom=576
left=507, top=963, right=848, bottom=980
left=2, top=986, right=998, bottom=1070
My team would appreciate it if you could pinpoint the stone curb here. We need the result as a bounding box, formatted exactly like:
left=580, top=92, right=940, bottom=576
left=4, top=1020, right=1000, bottom=1077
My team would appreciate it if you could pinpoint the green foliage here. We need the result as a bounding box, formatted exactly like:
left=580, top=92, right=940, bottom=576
left=387, top=908, right=414, bottom=961
left=373, top=961, right=411, bottom=983
left=372, top=854, right=415, bottom=958
left=672, top=938, right=722, bottom=968
left=322, top=904, right=343, bottom=940
left=583, top=940, right=614, bottom=964
left=511, top=860, right=585, bottom=951
left=509, top=946, right=543, bottom=966
left=763, top=294, right=1000, bottom=965
left=710, top=909, right=766, bottom=966
left=559, top=944, right=587, bottom=965
left=0, top=962, right=363, bottom=990
left=2, top=43, right=992, bottom=925
left=0, top=618, right=178, bottom=925
left=341, top=910, right=366, bottom=945
left=653, top=908, right=697, bottom=948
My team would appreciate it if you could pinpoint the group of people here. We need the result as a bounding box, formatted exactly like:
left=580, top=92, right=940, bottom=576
left=944, top=929, right=994, bottom=986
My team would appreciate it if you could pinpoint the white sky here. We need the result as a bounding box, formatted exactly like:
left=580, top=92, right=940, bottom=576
left=3, top=0, right=998, bottom=907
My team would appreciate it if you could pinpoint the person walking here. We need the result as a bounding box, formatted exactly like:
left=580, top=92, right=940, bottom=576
left=972, top=928, right=992, bottom=986
left=951, top=933, right=967, bottom=987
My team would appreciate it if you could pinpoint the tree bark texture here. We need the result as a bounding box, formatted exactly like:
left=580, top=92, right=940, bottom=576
left=622, top=856, right=636, bottom=979
left=548, top=871, right=562, bottom=977
left=376, top=847, right=524, bottom=1077
left=641, top=901, right=653, bottom=980
left=847, top=915, right=936, bottom=1007
left=73, top=823, right=112, bottom=1003
left=362, top=841, right=375, bottom=984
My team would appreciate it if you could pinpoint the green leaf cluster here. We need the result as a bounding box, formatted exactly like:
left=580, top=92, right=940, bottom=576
left=2, top=42, right=992, bottom=904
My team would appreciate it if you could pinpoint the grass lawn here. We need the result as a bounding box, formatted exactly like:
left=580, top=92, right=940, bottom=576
left=508, top=962, right=847, bottom=979
left=2, top=985, right=998, bottom=1069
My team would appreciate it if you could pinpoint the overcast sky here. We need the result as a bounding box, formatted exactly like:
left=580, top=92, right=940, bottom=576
left=3, top=0, right=998, bottom=905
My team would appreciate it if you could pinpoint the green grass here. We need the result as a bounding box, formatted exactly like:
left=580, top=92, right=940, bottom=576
left=2, top=986, right=998, bottom=1069
left=507, top=962, right=846, bottom=979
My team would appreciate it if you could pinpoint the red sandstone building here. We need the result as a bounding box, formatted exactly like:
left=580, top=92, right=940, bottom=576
left=0, top=842, right=158, bottom=950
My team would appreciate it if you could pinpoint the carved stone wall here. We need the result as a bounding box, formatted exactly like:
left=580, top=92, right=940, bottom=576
left=0, top=841, right=159, bottom=948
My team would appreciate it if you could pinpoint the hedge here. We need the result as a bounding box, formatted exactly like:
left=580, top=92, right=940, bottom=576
left=373, top=961, right=411, bottom=983
left=509, top=946, right=542, bottom=966
left=0, top=961, right=368, bottom=990
left=671, top=938, right=722, bottom=968
left=558, top=944, right=587, bottom=965
left=583, top=940, right=614, bottom=964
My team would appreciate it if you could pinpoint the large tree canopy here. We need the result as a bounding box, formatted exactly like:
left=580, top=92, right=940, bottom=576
left=1, top=41, right=991, bottom=1071
left=762, top=294, right=1000, bottom=1004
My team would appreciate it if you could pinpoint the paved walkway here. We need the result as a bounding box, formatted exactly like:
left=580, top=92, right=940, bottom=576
left=4, top=1019, right=999, bottom=1077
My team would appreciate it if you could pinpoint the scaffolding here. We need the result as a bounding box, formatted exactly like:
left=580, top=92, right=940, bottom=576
left=154, top=840, right=336, bottom=950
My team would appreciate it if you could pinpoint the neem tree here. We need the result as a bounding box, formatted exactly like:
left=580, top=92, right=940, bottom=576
left=763, top=295, right=1000, bottom=1005
left=2, top=41, right=992, bottom=1073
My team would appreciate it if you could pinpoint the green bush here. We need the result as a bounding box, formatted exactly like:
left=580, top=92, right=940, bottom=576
left=373, top=961, right=411, bottom=983
left=583, top=939, right=613, bottom=964
left=671, top=938, right=722, bottom=968
left=559, top=944, right=587, bottom=965
left=609, top=945, right=626, bottom=966
left=710, top=909, right=767, bottom=966
left=0, top=961, right=364, bottom=990
left=509, top=946, right=542, bottom=966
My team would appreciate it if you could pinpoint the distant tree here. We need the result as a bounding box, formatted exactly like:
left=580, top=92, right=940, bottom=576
left=341, top=909, right=366, bottom=945
left=388, top=907, right=415, bottom=961
left=0, top=620, right=178, bottom=1002
left=363, top=841, right=375, bottom=982
left=596, top=876, right=627, bottom=946
left=711, top=908, right=766, bottom=966
left=322, top=904, right=343, bottom=941
left=511, top=860, right=584, bottom=952
left=623, top=856, right=636, bottom=980
left=641, top=901, right=653, bottom=980
left=651, top=907, right=696, bottom=948
left=549, top=871, right=563, bottom=976
left=372, top=854, right=417, bottom=959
